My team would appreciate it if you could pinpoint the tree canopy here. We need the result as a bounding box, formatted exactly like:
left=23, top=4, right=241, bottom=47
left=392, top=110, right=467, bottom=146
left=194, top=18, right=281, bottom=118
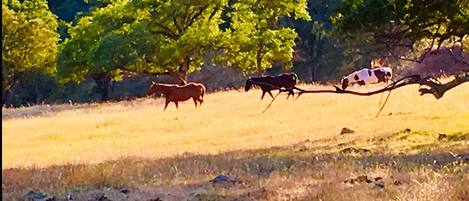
left=3, top=0, right=467, bottom=106
left=56, top=0, right=310, bottom=91
left=332, top=0, right=469, bottom=62
left=2, top=0, right=59, bottom=103
left=218, top=0, right=310, bottom=72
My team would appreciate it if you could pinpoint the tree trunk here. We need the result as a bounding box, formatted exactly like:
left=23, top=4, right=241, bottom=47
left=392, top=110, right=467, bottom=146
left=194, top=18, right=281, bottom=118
left=92, top=73, right=111, bottom=101
left=310, top=36, right=318, bottom=82
left=173, top=56, right=190, bottom=85
left=2, top=90, right=9, bottom=107
left=256, top=46, right=263, bottom=71
left=310, top=34, right=325, bottom=82
left=34, top=81, right=41, bottom=104
left=2, top=71, right=25, bottom=106
left=170, top=71, right=187, bottom=85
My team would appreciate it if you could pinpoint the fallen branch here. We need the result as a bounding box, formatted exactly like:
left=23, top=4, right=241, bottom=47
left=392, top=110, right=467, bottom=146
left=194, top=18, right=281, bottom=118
left=417, top=73, right=469, bottom=99
left=294, top=73, right=468, bottom=99
left=376, top=90, right=392, bottom=117
left=250, top=73, right=469, bottom=113
left=294, top=75, right=422, bottom=97
left=262, top=91, right=282, bottom=113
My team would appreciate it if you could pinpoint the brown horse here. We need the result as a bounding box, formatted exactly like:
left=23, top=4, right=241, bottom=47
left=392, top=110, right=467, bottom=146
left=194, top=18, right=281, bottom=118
left=148, top=82, right=206, bottom=111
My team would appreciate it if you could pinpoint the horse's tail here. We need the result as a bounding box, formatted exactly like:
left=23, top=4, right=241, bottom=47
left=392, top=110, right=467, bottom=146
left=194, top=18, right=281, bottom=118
left=200, top=84, right=206, bottom=102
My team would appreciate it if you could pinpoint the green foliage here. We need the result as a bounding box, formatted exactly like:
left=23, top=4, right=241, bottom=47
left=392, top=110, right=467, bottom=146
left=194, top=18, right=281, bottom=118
left=56, top=0, right=311, bottom=85
left=2, top=0, right=60, bottom=102
left=47, top=0, right=105, bottom=40
left=282, top=0, right=376, bottom=81
left=332, top=0, right=469, bottom=58
left=218, top=0, right=310, bottom=72
left=128, top=0, right=226, bottom=80
left=56, top=0, right=133, bottom=83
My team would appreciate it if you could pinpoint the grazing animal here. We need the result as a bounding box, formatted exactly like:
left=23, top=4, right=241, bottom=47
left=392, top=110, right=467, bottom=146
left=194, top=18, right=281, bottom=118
left=245, top=73, right=298, bottom=99
left=148, top=82, right=206, bottom=110
left=341, top=67, right=393, bottom=90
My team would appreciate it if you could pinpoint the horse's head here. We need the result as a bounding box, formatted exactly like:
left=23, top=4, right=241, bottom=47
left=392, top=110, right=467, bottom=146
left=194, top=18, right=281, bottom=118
left=371, top=58, right=386, bottom=68
left=147, top=82, right=162, bottom=96
left=245, top=78, right=253, bottom=92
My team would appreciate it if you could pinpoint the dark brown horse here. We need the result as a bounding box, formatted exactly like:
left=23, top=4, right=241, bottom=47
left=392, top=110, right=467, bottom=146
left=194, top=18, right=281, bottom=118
left=148, top=82, right=206, bottom=110
left=245, top=73, right=298, bottom=99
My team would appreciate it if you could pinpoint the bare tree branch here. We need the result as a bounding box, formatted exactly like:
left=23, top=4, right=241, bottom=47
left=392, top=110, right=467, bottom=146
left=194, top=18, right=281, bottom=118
left=262, top=91, right=282, bottom=113
left=208, top=5, right=221, bottom=21
left=149, top=30, right=178, bottom=40
left=257, top=73, right=469, bottom=113
left=417, top=73, right=469, bottom=99
left=152, top=21, right=179, bottom=39
left=294, top=74, right=469, bottom=99
left=184, top=5, right=209, bottom=30
left=173, top=17, right=183, bottom=33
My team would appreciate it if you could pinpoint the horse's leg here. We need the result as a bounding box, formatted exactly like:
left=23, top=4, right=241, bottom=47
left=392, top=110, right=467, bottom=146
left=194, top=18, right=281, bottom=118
left=261, top=90, right=266, bottom=100
left=174, top=101, right=179, bottom=109
left=192, top=98, right=198, bottom=108
left=286, top=89, right=291, bottom=99
left=163, top=99, right=170, bottom=111
left=267, top=90, right=274, bottom=99
left=197, top=97, right=203, bottom=107
left=288, top=89, right=295, bottom=99
left=199, top=94, right=204, bottom=105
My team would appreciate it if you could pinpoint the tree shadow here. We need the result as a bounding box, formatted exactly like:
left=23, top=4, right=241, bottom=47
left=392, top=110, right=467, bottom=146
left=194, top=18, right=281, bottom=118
left=3, top=138, right=468, bottom=201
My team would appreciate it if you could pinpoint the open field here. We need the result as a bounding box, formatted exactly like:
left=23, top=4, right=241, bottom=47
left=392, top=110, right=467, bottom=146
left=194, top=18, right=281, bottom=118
left=2, top=83, right=469, bottom=200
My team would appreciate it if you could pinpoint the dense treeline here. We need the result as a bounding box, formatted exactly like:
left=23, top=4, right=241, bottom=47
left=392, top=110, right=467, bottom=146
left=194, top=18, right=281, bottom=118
left=2, top=0, right=468, bottom=106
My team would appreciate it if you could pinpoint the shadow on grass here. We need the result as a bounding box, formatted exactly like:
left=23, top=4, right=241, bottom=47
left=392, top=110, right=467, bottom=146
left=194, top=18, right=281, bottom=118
left=2, top=98, right=154, bottom=120
left=3, top=137, right=468, bottom=201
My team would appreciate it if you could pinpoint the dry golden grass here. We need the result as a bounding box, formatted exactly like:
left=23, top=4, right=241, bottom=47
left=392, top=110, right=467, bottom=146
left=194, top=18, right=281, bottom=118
left=3, top=83, right=469, bottom=169
left=2, top=133, right=468, bottom=200
left=2, top=83, right=469, bottom=200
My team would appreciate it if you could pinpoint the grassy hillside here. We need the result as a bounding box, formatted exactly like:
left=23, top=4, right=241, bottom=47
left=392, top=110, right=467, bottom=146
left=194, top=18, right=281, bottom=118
left=2, top=83, right=469, bottom=200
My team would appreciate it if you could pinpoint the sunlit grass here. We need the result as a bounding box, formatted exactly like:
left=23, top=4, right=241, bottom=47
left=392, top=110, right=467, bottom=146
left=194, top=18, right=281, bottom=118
left=3, top=83, right=469, bottom=169
left=2, top=83, right=469, bottom=200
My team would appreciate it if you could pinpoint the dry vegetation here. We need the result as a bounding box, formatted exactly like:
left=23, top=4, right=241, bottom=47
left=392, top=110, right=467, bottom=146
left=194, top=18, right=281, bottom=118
left=2, top=83, right=469, bottom=200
